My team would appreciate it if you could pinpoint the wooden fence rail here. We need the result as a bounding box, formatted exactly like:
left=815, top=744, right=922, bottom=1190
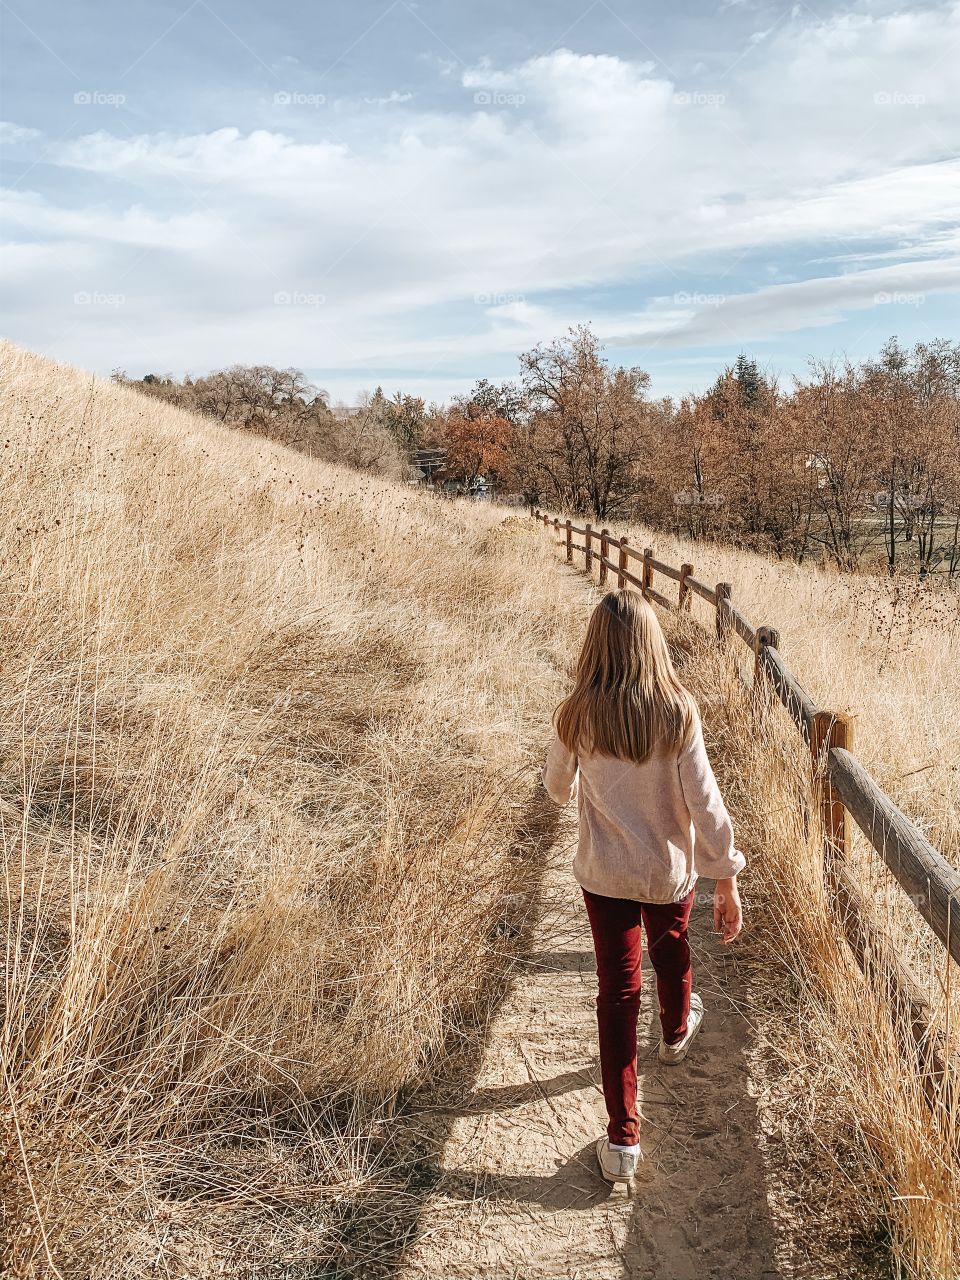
left=532, top=507, right=959, bottom=1107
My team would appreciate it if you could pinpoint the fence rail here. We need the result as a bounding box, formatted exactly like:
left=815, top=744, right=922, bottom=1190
left=533, top=507, right=958, bottom=1108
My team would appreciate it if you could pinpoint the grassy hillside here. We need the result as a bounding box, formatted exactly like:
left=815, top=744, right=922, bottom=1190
left=540, top=515, right=960, bottom=1277
left=607, top=523, right=960, bottom=1079
left=3, top=340, right=959, bottom=1278
left=0, top=343, right=584, bottom=1276
left=611, top=524, right=960, bottom=865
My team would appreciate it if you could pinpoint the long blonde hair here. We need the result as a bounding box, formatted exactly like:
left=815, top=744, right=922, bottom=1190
left=555, top=589, right=696, bottom=764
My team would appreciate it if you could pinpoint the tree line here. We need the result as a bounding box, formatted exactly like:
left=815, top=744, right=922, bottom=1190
left=115, top=326, right=960, bottom=577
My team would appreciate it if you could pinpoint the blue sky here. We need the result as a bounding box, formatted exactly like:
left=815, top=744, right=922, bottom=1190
left=2, top=0, right=959, bottom=406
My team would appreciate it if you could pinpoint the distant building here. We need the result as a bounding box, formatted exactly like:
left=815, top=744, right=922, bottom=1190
left=674, top=489, right=724, bottom=508
left=412, top=447, right=448, bottom=482
left=410, top=448, right=502, bottom=501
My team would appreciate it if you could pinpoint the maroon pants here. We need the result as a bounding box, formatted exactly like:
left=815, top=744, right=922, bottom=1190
left=582, top=886, right=695, bottom=1145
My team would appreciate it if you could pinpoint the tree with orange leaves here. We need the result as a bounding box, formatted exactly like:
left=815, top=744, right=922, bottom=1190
left=439, top=392, right=515, bottom=490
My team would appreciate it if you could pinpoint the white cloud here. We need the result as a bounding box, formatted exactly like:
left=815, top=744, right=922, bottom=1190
left=362, top=91, right=415, bottom=105
left=3, top=2, right=960, bottom=391
left=1, top=189, right=222, bottom=250
left=609, top=258, right=960, bottom=348
left=0, top=121, right=41, bottom=144
left=52, top=127, right=348, bottom=181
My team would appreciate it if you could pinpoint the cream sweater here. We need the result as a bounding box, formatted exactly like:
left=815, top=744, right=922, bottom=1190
left=541, top=709, right=745, bottom=903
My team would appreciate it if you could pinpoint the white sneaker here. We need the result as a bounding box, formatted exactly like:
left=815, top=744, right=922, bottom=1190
left=658, top=993, right=705, bottom=1064
left=595, top=1136, right=641, bottom=1183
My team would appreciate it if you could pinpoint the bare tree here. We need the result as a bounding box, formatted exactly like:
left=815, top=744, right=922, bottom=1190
left=518, top=326, right=652, bottom=519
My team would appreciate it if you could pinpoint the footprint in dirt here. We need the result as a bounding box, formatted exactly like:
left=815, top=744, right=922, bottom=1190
left=683, top=1064, right=712, bottom=1081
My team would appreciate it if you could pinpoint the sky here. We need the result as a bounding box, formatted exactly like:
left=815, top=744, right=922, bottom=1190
left=1, top=0, right=959, bottom=406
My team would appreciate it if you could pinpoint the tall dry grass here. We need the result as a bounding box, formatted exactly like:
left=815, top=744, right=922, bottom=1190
left=0, top=343, right=585, bottom=1277
left=699, top=642, right=960, bottom=1280
left=618, top=523, right=960, bottom=865
left=5, top=338, right=958, bottom=1277
left=553, top=516, right=960, bottom=1278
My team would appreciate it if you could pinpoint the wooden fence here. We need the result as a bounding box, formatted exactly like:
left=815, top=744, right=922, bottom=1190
left=533, top=508, right=959, bottom=1106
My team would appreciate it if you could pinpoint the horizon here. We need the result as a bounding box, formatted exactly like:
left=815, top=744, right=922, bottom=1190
left=2, top=0, right=959, bottom=404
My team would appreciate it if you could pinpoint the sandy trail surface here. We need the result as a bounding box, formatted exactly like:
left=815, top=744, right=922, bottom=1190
left=397, top=821, right=784, bottom=1280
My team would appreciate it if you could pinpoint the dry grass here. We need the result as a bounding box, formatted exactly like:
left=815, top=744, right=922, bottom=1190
left=5, top=339, right=959, bottom=1278
left=716, top=661, right=960, bottom=1280
left=617, top=524, right=960, bottom=865
left=555, top=517, right=960, bottom=1279
left=0, top=343, right=585, bottom=1277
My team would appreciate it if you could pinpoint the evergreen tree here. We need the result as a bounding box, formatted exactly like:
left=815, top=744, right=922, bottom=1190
left=733, top=353, right=764, bottom=407
left=384, top=391, right=425, bottom=454
left=368, top=386, right=390, bottom=424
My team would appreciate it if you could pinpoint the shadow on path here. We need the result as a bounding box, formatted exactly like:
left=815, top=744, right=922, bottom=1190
left=378, top=860, right=785, bottom=1280
left=332, top=782, right=563, bottom=1279
left=334, top=608, right=785, bottom=1278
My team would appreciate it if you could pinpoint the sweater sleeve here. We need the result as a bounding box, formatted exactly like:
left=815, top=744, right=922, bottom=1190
left=541, top=734, right=579, bottom=805
left=678, top=712, right=746, bottom=880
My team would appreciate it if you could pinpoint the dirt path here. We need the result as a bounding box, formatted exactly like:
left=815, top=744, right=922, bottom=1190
left=397, top=812, right=784, bottom=1280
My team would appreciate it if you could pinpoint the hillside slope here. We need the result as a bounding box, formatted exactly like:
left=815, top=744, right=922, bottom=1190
left=0, top=343, right=585, bottom=1276
left=607, top=522, right=960, bottom=866
left=2, top=343, right=957, bottom=1279
left=530, top=514, right=960, bottom=1278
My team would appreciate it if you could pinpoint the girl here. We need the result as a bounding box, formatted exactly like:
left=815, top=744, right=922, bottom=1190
left=541, top=588, right=744, bottom=1185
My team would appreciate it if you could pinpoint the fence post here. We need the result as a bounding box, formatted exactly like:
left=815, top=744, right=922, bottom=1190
left=715, top=582, right=732, bottom=643
left=678, top=563, right=693, bottom=612
left=811, top=711, right=852, bottom=864
left=642, top=547, right=653, bottom=596
left=754, top=625, right=780, bottom=693
left=553, top=517, right=559, bottom=543
left=565, top=520, right=573, bottom=563
left=584, top=523, right=593, bottom=574
left=617, top=536, right=628, bottom=588
left=599, top=529, right=610, bottom=586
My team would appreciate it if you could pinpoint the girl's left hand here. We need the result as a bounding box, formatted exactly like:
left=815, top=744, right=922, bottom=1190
left=713, top=877, right=743, bottom=944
